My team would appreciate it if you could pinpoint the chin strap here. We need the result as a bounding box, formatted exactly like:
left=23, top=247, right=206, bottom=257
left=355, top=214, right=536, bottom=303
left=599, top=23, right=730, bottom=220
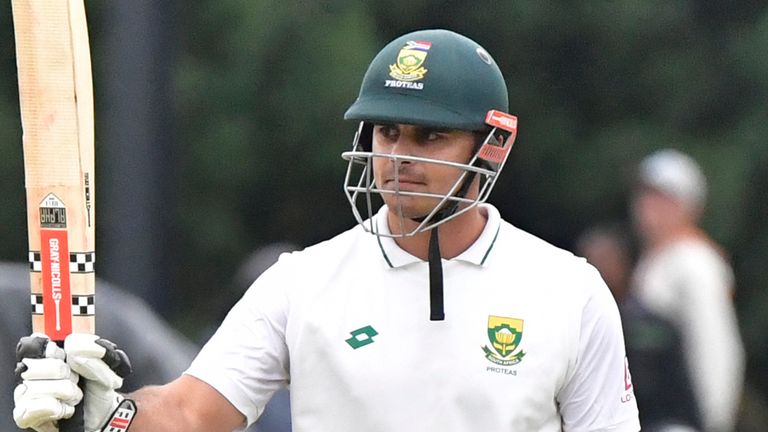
left=428, top=227, right=445, bottom=321
left=424, top=165, right=482, bottom=321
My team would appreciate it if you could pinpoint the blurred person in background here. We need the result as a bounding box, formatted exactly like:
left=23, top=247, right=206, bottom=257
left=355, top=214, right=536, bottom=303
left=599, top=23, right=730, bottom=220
left=630, top=149, right=745, bottom=432
left=577, top=225, right=701, bottom=431
left=0, top=261, right=197, bottom=431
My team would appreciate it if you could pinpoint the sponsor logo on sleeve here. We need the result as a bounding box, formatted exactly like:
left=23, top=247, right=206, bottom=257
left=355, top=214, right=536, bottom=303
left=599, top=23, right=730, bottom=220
left=621, top=356, right=635, bottom=403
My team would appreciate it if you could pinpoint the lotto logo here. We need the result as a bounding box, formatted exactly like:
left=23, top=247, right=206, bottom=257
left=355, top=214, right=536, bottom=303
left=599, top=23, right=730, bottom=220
left=345, top=325, right=378, bottom=349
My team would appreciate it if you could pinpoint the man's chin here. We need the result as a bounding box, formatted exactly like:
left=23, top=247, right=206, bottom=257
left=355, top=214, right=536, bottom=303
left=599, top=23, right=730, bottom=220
left=382, top=205, right=425, bottom=222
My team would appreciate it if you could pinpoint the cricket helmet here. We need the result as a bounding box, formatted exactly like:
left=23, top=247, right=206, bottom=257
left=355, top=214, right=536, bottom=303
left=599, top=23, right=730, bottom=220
left=341, top=29, right=518, bottom=237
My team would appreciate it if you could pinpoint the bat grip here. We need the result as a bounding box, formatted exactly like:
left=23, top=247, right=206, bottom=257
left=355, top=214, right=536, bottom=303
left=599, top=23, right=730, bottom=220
left=57, top=340, right=86, bottom=432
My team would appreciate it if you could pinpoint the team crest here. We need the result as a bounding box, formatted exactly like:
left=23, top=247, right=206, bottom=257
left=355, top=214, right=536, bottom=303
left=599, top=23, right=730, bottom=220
left=388, top=41, right=431, bottom=82
left=482, top=315, right=526, bottom=366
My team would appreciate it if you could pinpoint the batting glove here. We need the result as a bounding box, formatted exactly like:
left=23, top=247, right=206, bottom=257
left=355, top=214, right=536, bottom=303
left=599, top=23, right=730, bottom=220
left=13, top=333, right=137, bottom=432
left=13, top=333, right=81, bottom=432
left=64, top=333, right=136, bottom=432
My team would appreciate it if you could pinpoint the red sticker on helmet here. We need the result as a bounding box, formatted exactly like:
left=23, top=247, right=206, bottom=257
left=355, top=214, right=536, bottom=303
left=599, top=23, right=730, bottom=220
left=480, top=110, right=518, bottom=164
left=485, top=110, right=518, bottom=133
left=478, top=142, right=511, bottom=164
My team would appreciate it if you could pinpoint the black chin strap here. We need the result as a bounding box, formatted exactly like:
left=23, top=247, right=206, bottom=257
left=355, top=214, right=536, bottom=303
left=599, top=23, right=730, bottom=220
left=428, top=227, right=444, bottom=321
left=424, top=168, right=480, bottom=321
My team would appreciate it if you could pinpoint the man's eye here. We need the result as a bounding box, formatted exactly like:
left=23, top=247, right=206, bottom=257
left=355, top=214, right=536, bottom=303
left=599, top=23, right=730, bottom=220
left=377, top=125, right=398, bottom=139
left=422, top=129, right=447, bottom=141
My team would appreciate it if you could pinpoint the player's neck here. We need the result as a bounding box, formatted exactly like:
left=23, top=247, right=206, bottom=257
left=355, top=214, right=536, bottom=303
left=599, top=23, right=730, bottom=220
left=391, top=206, right=488, bottom=261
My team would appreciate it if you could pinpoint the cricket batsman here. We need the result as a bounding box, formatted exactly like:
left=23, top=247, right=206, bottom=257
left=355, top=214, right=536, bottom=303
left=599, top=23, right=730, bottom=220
left=14, top=29, right=640, bottom=432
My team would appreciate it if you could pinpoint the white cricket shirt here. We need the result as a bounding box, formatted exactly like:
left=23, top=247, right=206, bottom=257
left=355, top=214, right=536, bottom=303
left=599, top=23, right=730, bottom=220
left=186, top=204, right=640, bottom=431
left=633, top=238, right=745, bottom=432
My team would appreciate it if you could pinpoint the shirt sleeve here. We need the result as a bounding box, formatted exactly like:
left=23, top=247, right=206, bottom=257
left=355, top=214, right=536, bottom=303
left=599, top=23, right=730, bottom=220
left=184, top=257, right=292, bottom=427
left=672, top=247, right=745, bottom=432
left=557, top=269, right=640, bottom=432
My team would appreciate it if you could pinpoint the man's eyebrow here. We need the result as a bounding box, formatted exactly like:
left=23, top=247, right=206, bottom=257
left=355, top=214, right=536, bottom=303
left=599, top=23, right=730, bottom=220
left=414, top=125, right=452, bottom=133
left=372, top=124, right=456, bottom=134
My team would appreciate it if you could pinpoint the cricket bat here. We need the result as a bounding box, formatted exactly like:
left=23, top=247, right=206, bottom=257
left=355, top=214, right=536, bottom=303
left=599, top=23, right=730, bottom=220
left=12, top=1, right=96, bottom=430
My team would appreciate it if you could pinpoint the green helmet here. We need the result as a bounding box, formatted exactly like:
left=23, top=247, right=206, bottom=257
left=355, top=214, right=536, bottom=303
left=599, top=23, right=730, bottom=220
left=341, top=29, right=518, bottom=238
left=344, top=29, right=509, bottom=131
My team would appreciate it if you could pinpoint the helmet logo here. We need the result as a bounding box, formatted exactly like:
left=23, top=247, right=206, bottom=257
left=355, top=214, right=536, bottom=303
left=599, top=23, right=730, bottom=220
left=386, top=41, right=431, bottom=90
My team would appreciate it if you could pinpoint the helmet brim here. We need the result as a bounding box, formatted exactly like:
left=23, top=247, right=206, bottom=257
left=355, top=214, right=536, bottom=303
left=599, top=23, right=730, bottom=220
left=344, top=94, right=486, bottom=131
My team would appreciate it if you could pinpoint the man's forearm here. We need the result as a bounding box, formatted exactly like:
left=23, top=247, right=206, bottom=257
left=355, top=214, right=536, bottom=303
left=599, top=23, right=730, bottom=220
left=125, top=376, right=247, bottom=432
left=127, top=385, right=183, bottom=431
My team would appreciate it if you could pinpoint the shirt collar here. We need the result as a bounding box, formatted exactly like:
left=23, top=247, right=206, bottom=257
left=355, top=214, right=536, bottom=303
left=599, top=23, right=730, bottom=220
left=374, top=204, right=501, bottom=268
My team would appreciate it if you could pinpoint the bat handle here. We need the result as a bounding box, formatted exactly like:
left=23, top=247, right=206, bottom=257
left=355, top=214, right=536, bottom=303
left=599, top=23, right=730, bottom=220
left=55, top=338, right=85, bottom=432
left=59, top=381, right=86, bottom=432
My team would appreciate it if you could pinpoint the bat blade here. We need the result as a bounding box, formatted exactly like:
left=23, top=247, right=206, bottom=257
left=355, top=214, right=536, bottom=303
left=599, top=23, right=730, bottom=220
left=13, top=0, right=95, bottom=337
left=12, top=0, right=95, bottom=430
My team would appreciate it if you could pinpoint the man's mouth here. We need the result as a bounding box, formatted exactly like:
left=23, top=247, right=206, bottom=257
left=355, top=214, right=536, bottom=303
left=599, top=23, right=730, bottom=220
left=385, top=177, right=425, bottom=190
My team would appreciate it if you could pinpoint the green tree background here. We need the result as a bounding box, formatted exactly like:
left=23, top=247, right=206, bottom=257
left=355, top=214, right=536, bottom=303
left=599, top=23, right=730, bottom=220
left=1, top=0, right=767, bottom=425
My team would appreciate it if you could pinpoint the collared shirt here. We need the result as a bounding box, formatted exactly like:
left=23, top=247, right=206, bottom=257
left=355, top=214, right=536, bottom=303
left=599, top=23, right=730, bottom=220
left=374, top=203, right=501, bottom=268
left=186, top=204, right=640, bottom=431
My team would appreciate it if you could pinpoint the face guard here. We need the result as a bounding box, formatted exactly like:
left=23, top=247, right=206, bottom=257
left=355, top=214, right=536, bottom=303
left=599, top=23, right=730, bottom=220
left=342, top=110, right=518, bottom=238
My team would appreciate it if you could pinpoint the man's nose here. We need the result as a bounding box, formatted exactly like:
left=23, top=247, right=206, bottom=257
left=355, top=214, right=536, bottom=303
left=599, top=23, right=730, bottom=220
left=389, top=134, right=418, bottom=158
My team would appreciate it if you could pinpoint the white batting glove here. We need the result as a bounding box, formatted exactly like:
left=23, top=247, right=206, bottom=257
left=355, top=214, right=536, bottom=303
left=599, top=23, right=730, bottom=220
left=64, top=333, right=134, bottom=432
left=13, top=333, right=136, bottom=432
left=13, top=333, right=82, bottom=432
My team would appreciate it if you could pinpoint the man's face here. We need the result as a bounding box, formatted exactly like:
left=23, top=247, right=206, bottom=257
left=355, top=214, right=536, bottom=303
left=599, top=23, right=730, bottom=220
left=630, top=186, right=690, bottom=244
left=371, top=123, right=476, bottom=221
